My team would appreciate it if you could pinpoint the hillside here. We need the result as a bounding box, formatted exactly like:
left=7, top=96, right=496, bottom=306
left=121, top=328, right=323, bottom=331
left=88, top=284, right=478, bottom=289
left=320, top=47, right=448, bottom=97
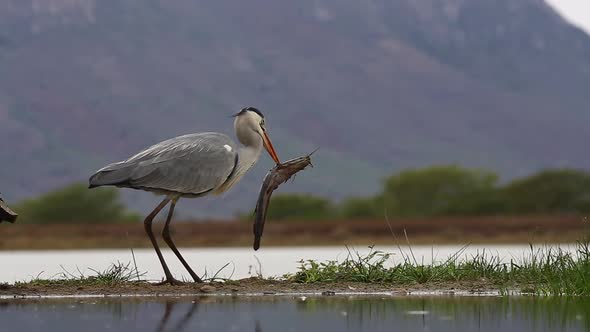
left=1, top=0, right=589, bottom=217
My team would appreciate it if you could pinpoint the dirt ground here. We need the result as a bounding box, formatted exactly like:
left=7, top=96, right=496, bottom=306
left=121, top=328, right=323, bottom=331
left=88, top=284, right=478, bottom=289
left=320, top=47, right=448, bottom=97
left=0, top=214, right=585, bottom=250
left=0, top=278, right=504, bottom=298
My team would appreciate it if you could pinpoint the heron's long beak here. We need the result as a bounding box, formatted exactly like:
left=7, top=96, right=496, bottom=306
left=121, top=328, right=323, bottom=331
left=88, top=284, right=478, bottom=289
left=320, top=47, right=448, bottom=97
left=262, top=131, right=281, bottom=164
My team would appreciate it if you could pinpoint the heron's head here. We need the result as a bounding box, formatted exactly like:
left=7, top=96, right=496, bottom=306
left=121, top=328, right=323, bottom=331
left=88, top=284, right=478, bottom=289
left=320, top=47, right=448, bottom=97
left=233, top=107, right=281, bottom=164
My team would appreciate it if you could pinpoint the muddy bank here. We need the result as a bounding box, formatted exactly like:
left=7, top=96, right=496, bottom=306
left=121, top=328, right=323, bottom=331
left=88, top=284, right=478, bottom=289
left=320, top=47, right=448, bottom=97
left=0, top=278, right=506, bottom=298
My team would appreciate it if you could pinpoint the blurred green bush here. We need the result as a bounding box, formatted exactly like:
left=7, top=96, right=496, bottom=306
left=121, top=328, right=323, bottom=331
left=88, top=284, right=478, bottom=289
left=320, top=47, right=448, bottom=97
left=14, top=183, right=140, bottom=224
left=378, top=165, right=504, bottom=217
left=501, top=169, right=590, bottom=214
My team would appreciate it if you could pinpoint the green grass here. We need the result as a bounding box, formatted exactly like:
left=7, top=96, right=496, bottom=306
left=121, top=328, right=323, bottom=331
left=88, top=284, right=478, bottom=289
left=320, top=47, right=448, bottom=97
left=287, top=238, right=590, bottom=296
left=15, top=261, right=146, bottom=288
left=10, top=260, right=236, bottom=289
left=5, top=236, right=590, bottom=297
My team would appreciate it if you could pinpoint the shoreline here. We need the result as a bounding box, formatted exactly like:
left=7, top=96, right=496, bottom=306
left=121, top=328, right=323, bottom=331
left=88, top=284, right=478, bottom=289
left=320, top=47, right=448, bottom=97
left=0, top=278, right=510, bottom=299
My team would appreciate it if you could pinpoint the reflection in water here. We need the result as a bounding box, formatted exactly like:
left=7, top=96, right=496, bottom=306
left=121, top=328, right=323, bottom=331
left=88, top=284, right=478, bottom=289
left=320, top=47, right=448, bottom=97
left=254, top=319, right=263, bottom=332
left=155, top=299, right=199, bottom=332
left=152, top=297, right=261, bottom=332
left=0, top=295, right=588, bottom=332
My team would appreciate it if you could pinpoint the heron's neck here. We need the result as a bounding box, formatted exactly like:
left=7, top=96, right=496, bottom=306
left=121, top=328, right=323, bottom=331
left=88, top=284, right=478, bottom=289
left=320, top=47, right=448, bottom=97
left=212, top=142, right=262, bottom=195
left=236, top=142, right=263, bottom=175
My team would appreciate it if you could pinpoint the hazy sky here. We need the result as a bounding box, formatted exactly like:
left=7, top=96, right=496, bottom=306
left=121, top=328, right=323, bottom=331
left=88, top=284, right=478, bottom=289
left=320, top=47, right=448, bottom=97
left=545, top=0, right=590, bottom=34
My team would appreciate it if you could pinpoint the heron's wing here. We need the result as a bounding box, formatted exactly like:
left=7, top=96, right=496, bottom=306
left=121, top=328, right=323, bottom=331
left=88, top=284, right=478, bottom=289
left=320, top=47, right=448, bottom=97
left=89, top=133, right=238, bottom=195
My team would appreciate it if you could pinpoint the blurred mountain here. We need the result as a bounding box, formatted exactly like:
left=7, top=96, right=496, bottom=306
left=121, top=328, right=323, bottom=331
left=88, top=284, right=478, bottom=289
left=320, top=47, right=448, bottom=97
left=1, top=0, right=589, bottom=217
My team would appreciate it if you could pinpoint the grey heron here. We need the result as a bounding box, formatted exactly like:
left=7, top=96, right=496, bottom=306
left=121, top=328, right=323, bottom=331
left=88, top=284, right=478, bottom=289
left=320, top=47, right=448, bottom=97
left=88, top=107, right=280, bottom=285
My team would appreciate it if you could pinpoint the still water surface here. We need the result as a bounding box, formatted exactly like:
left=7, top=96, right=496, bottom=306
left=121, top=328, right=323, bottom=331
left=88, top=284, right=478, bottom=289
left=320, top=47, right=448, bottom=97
left=0, top=295, right=587, bottom=332
left=0, top=245, right=576, bottom=282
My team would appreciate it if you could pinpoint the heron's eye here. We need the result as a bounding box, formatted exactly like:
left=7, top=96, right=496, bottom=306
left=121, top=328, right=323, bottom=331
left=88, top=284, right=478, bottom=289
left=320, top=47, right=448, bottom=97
left=260, top=120, right=265, bottom=128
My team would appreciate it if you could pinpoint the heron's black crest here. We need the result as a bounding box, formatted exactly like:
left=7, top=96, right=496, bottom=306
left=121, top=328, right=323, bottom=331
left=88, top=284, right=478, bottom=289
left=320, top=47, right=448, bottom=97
left=233, top=107, right=264, bottom=118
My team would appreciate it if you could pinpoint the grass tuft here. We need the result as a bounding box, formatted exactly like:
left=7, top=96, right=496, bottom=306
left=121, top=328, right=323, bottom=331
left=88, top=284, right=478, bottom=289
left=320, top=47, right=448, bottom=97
left=288, top=238, right=590, bottom=296
left=15, top=261, right=146, bottom=288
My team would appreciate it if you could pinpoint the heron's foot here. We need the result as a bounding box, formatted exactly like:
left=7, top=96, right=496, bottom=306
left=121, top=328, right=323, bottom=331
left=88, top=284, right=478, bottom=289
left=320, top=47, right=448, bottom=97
left=155, top=277, right=186, bottom=286
left=190, top=275, right=204, bottom=283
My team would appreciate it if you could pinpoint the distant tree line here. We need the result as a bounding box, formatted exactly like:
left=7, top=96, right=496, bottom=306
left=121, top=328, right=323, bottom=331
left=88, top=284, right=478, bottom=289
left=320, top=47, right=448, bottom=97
left=10, top=165, right=590, bottom=224
left=246, top=166, right=590, bottom=221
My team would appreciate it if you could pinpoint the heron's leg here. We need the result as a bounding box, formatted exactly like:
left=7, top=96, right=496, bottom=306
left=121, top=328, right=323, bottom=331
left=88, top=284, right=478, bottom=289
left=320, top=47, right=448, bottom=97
left=170, top=298, right=200, bottom=332
left=162, top=199, right=203, bottom=283
left=155, top=300, right=175, bottom=332
left=144, top=197, right=183, bottom=285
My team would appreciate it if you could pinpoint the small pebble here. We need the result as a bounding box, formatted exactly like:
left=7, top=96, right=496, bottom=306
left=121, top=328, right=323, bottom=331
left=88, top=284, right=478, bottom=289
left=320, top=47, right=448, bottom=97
left=200, top=285, right=216, bottom=293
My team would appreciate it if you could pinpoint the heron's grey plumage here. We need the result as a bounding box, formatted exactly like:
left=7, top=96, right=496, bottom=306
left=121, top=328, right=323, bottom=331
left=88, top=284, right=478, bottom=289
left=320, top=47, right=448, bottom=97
left=89, top=133, right=238, bottom=197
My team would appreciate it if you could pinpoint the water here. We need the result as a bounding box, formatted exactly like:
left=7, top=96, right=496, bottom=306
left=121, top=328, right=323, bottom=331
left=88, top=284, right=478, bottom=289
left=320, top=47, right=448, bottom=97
left=1, top=245, right=586, bottom=331
left=0, top=295, right=587, bottom=331
left=0, top=245, right=576, bottom=282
